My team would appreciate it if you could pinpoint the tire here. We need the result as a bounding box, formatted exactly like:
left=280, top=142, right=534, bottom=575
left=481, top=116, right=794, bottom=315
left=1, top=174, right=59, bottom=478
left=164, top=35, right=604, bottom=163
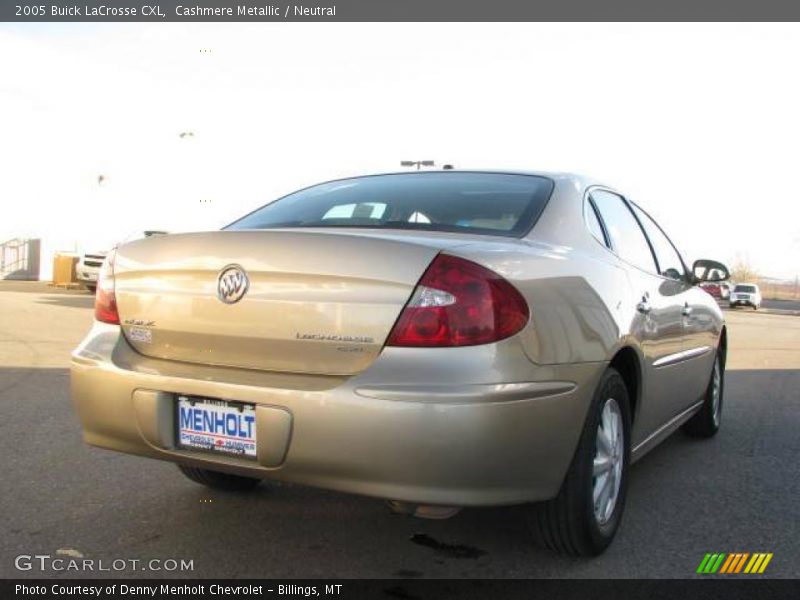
left=682, top=350, right=723, bottom=438
left=86, top=284, right=96, bottom=294
left=177, top=464, right=261, bottom=491
left=526, top=368, right=631, bottom=556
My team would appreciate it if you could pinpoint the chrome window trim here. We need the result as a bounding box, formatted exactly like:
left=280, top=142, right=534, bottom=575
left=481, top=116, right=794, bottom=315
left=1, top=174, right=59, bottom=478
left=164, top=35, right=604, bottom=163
left=583, top=193, right=611, bottom=248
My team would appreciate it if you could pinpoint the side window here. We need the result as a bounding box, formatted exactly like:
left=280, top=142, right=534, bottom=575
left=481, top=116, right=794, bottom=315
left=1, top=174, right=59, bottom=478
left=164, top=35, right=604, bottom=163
left=590, top=190, right=657, bottom=273
left=584, top=198, right=608, bottom=246
left=631, top=204, right=686, bottom=281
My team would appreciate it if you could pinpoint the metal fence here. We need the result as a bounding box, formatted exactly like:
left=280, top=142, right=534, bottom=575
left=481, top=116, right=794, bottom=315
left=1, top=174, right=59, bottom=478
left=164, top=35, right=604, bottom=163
left=1, top=238, right=41, bottom=280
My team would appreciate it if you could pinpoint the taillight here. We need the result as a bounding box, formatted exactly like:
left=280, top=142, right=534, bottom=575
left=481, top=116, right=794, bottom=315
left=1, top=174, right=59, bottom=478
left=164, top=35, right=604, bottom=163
left=386, top=254, right=529, bottom=347
left=94, top=249, right=119, bottom=324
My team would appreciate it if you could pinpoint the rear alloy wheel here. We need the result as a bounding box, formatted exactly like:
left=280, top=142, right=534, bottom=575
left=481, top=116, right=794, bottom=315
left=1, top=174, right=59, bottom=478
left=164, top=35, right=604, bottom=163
left=177, top=465, right=261, bottom=491
left=527, top=368, right=631, bottom=556
left=682, top=351, right=724, bottom=438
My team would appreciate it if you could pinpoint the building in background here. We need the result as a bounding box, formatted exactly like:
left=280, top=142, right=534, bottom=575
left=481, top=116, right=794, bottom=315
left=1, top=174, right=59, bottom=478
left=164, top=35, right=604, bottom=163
left=0, top=238, right=41, bottom=280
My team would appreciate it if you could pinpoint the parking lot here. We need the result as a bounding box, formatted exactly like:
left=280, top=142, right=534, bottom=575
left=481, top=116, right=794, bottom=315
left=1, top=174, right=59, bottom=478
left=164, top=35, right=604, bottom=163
left=1, top=282, right=798, bottom=579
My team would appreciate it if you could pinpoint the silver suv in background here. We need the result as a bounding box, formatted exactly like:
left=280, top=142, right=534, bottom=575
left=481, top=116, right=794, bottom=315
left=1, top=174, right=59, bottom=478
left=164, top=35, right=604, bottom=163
left=77, top=231, right=168, bottom=293
left=729, top=283, right=762, bottom=310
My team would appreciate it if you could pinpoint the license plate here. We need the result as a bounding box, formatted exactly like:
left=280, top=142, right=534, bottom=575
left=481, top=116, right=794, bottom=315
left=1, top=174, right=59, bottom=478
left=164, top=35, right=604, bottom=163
left=176, top=396, right=257, bottom=459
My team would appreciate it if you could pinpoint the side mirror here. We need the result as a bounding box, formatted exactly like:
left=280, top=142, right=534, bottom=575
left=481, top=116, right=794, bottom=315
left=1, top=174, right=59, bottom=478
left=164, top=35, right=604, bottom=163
left=692, top=259, right=730, bottom=283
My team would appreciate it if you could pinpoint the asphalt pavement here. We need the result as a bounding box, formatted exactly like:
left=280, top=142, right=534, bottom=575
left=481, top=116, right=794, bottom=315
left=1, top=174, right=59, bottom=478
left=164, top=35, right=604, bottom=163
left=1, top=282, right=798, bottom=579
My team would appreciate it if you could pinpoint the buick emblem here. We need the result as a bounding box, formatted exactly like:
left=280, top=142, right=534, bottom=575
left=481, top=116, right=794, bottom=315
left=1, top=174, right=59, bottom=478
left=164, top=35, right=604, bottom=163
left=217, top=265, right=249, bottom=304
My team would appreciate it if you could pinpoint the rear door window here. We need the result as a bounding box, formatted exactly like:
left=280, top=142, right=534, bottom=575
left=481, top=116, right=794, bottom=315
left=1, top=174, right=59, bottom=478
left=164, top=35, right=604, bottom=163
left=590, top=190, right=657, bottom=273
left=630, top=204, right=686, bottom=281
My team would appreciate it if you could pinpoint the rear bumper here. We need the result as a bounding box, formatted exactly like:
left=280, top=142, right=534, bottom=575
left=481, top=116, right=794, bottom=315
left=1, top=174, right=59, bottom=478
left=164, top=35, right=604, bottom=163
left=71, top=323, right=603, bottom=507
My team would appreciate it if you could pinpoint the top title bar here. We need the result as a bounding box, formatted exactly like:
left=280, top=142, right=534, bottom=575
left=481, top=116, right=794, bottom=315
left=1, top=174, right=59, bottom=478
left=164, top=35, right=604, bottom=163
left=4, top=0, right=800, bottom=22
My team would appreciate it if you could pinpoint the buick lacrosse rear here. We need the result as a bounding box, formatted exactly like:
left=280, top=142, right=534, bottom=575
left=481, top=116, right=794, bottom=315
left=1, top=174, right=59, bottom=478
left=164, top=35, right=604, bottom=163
left=71, top=171, right=728, bottom=555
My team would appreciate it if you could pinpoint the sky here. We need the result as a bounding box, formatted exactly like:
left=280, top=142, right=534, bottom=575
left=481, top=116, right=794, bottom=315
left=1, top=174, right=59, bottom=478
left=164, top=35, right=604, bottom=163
left=1, top=23, right=799, bottom=280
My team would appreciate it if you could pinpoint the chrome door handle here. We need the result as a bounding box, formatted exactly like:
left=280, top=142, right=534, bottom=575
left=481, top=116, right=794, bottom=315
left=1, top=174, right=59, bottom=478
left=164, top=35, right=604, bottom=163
left=682, top=304, right=693, bottom=317
left=636, top=298, right=651, bottom=314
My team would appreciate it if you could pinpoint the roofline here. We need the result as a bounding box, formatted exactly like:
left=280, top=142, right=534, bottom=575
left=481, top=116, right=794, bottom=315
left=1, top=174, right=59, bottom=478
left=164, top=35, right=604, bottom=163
left=308, top=168, right=611, bottom=191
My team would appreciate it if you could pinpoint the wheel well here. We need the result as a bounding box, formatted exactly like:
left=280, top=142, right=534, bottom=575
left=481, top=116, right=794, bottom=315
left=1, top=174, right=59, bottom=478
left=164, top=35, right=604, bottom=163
left=610, top=347, right=641, bottom=423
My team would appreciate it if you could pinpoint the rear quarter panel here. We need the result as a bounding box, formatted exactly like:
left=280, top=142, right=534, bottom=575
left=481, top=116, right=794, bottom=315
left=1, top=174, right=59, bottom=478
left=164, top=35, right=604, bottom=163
left=449, top=177, right=635, bottom=367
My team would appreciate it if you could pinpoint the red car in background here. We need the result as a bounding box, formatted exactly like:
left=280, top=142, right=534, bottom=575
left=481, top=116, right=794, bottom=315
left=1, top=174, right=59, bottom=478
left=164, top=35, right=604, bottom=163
left=700, top=282, right=730, bottom=300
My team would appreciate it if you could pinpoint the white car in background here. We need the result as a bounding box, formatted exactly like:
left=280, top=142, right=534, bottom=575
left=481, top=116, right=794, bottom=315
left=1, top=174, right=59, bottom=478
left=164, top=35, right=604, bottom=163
left=729, top=283, right=762, bottom=310
left=76, top=251, right=109, bottom=292
left=77, top=231, right=168, bottom=293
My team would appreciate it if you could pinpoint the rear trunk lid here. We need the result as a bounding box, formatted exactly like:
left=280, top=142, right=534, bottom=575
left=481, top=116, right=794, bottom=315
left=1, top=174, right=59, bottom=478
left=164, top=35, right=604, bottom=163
left=113, top=230, right=461, bottom=375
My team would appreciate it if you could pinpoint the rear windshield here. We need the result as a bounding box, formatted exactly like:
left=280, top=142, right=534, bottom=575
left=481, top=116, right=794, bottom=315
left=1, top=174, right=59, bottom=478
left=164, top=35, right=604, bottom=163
left=734, top=285, right=757, bottom=293
left=226, top=172, right=554, bottom=237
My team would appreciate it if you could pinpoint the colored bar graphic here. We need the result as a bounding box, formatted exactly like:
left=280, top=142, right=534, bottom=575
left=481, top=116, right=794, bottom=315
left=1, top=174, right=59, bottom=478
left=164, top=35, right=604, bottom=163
left=748, top=554, right=765, bottom=573
left=719, top=554, right=736, bottom=574
left=703, top=553, right=720, bottom=573
left=744, top=554, right=759, bottom=573
left=697, top=554, right=712, bottom=573
left=734, top=553, right=750, bottom=573
left=758, top=554, right=773, bottom=573
left=699, top=552, right=772, bottom=575
left=710, top=553, right=726, bottom=573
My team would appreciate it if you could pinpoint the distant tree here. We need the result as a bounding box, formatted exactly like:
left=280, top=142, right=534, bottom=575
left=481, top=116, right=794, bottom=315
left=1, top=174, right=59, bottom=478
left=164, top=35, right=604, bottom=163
left=730, top=257, right=759, bottom=282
